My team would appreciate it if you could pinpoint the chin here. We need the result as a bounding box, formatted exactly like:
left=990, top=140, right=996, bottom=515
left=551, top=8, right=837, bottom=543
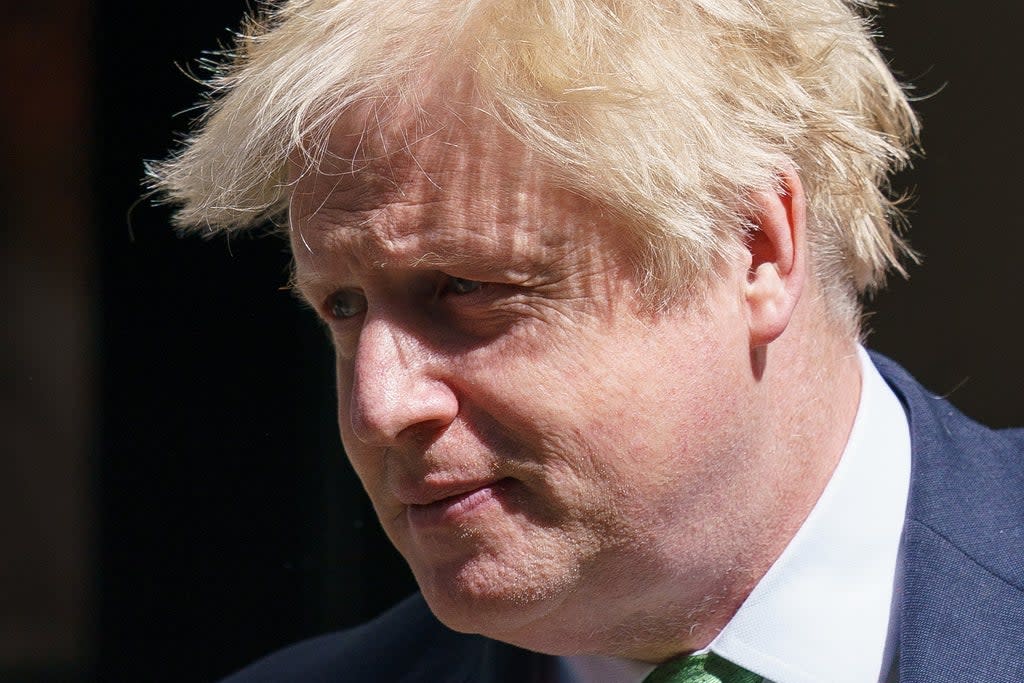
left=410, top=547, right=579, bottom=642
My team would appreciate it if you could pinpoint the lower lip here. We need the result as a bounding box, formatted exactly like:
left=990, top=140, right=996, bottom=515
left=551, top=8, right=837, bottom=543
left=406, top=479, right=510, bottom=528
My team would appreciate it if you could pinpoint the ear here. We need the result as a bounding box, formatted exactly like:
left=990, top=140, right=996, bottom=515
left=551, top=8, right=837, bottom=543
left=743, top=168, right=806, bottom=348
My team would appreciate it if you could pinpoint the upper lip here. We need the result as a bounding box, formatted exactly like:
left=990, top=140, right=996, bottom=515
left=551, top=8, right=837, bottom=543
left=397, top=477, right=504, bottom=506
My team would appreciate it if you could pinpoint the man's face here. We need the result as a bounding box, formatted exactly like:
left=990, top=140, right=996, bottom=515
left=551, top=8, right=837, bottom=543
left=290, top=104, right=765, bottom=655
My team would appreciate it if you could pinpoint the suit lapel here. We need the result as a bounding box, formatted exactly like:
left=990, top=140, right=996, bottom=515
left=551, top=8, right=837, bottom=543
left=871, top=353, right=1024, bottom=683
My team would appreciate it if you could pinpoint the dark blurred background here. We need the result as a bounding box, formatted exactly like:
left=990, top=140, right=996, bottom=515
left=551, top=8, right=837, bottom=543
left=1, top=1, right=1021, bottom=681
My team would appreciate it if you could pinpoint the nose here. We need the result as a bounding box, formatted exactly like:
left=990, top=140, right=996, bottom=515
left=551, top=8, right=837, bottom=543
left=345, top=314, right=459, bottom=445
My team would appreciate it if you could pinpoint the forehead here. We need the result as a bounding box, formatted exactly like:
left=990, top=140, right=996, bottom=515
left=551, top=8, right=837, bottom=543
left=294, top=101, right=532, bottom=224
left=288, top=98, right=621, bottom=275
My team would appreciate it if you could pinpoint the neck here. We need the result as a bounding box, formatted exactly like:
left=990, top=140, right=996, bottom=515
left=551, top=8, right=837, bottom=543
left=643, top=304, right=863, bottom=661
left=615, top=305, right=863, bottom=662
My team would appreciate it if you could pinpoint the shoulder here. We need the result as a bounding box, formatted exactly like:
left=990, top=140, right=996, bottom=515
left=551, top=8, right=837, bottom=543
left=219, top=593, right=518, bottom=683
left=870, top=352, right=1024, bottom=679
left=869, top=350, right=1024, bottom=474
left=871, top=352, right=1024, bottom=568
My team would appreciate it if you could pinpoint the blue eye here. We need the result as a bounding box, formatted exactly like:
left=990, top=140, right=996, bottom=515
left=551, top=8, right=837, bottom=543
left=445, top=277, right=483, bottom=295
left=327, top=290, right=367, bottom=319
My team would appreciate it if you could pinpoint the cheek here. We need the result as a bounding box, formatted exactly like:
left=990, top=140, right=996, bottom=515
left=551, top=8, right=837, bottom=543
left=552, top=323, right=744, bottom=477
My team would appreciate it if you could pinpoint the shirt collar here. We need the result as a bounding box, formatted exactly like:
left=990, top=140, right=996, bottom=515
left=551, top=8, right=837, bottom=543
left=709, top=346, right=911, bottom=683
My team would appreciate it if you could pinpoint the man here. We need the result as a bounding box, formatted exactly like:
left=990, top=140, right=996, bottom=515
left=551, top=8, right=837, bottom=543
left=151, top=0, right=1024, bottom=681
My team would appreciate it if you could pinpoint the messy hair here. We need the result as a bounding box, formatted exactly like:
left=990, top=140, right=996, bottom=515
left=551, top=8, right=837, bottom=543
left=149, top=0, right=919, bottom=327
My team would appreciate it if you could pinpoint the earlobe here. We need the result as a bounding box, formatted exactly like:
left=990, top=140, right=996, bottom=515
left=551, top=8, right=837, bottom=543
left=744, top=169, right=806, bottom=348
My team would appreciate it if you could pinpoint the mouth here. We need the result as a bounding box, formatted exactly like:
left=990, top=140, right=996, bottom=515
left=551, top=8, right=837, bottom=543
left=405, top=477, right=513, bottom=528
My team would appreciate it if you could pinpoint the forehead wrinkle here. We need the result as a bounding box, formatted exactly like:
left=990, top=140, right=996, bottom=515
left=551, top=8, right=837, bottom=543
left=291, top=94, right=622, bottom=289
left=294, top=181, right=605, bottom=289
left=310, top=207, right=549, bottom=275
left=296, top=161, right=542, bottom=262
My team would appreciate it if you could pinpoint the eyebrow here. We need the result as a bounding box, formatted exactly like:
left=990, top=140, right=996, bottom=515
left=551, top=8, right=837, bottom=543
left=289, top=242, right=545, bottom=300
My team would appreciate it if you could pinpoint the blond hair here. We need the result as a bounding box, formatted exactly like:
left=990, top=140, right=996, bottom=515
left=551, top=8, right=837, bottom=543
left=149, top=0, right=919, bottom=327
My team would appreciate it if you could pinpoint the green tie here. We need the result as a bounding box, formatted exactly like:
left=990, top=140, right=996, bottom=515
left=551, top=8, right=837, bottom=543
left=642, top=652, right=765, bottom=683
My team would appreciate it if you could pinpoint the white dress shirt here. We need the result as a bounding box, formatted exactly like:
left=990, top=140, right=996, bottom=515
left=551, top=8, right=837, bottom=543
left=560, top=348, right=912, bottom=683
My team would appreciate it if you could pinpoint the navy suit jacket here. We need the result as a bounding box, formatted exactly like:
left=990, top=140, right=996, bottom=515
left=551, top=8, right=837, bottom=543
left=223, top=355, right=1024, bottom=682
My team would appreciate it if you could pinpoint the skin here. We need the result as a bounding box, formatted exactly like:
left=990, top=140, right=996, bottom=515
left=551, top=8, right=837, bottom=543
left=289, top=96, right=861, bottom=663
